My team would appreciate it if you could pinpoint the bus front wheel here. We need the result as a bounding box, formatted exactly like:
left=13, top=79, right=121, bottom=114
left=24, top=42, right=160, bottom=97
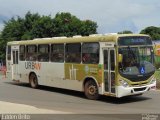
left=84, top=80, right=99, bottom=100
left=29, top=73, right=38, bottom=89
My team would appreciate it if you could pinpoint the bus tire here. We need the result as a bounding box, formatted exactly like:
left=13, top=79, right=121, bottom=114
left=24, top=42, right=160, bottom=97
left=84, top=80, right=99, bottom=100
left=29, top=73, right=38, bottom=89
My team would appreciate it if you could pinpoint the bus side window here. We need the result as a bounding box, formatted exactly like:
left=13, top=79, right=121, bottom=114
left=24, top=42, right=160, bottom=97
left=38, top=44, right=49, bottom=62
left=51, top=44, right=64, bottom=62
left=82, top=43, right=99, bottom=64
left=26, top=45, right=37, bottom=61
left=65, top=43, right=81, bottom=63
left=19, top=45, right=25, bottom=61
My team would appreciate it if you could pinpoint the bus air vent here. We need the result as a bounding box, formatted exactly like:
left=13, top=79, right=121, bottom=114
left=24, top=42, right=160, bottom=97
left=134, top=87, right=146, bottom=92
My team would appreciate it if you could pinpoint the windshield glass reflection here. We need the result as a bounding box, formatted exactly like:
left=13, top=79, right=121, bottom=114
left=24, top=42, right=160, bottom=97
left=119, top=47, right=155, bottom=76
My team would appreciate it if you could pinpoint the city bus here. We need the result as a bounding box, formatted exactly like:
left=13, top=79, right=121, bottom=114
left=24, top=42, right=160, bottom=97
left=6, top=34, right=156, bottom=100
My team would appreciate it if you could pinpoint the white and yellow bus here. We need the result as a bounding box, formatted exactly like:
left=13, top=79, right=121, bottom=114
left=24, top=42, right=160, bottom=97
left=6, top=34, right=156, bottom=99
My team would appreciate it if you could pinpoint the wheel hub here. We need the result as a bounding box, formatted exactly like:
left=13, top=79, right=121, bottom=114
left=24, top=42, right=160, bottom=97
left=88, top=85, right=97, bottom=95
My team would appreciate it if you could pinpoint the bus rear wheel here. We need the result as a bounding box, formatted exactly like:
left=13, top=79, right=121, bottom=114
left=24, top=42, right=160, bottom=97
left=84, top=80, right=99, bottom=100
left=29, top=73, right=38, bottom=88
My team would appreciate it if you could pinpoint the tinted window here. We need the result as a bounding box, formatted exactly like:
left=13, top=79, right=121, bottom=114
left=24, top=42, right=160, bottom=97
left=19, top=45, right=25, bottom=61
left=38, top=44, right=49, bottom=62
left=13, top=51, right=18, bottom=64
left=7, top=46, right=11, bottom=60
left=51, top=44, right=64, bottom=62
left=26, top=45, right=37, bottom=61
left=110, top=50, right=115, bottom=70
left=65, top=43, right=81, bottom=63
left=118, top=36, right=152, bottom=46
left=82, top=43, right=99, bottom=64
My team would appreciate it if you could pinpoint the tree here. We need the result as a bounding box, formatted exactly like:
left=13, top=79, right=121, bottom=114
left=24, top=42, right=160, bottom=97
left=118, top=30, right=133, bottom=34
left=31, top=16, right=55, bottom=38
left=1, top=12, right=41, bottom=41
left=1, top=11, right=98, bottom=40
left=53, top=12, right=81, bottom=37
left=0, top=33, right=5, bottom=61
left=80, top=20, right=97, bottom=36
left=140, top=26, right=160, bottom=40
left=22, top=12, right=41, bottom=39
left=53, top=12, right=97, bottom=37
left=2, top=17, right=24, bottom=41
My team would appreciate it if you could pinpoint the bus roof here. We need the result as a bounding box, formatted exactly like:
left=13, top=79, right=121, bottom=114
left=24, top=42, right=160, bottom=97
left=7, top=34, right=150, bottom=45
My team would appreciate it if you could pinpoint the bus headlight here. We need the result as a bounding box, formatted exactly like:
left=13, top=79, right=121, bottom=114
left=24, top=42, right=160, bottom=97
left=150, top=77, right=156, bottom=84
left=119, top=80, right=129, bottom=87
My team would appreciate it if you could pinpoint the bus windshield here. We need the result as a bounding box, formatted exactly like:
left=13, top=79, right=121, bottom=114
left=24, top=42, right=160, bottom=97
left=118, top=46, right=155, bottom=81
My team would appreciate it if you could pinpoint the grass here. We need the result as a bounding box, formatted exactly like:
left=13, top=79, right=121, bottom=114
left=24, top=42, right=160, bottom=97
left=155, top=70, right=160, bottom=89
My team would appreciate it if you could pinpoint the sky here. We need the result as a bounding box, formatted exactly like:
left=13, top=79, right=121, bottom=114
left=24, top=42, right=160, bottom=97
left=0, top=0, right=160, bottom=33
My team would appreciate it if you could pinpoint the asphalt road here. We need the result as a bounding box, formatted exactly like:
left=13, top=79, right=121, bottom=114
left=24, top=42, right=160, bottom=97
left=0, top=76, right=160, bottom=120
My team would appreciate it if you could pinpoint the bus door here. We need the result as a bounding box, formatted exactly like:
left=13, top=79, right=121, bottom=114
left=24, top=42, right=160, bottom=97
left=11, top=46, right=19, bottom=80
left=103, top=48, right=116, bottom=94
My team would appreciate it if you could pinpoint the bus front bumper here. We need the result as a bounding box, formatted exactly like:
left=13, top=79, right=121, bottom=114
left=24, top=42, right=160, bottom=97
left=116, top=82, right=156, bottom=98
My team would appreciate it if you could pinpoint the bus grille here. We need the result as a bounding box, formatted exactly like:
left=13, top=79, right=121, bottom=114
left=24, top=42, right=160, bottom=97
left=129, top=76, right=150, bottom=82
left=134, top=87, right=146, bottom=92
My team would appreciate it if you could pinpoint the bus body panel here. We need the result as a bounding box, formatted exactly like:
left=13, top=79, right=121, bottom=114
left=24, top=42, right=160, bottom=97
left=64, top=63, right=103, bottom=83
left=116, top=82, right=156, bottom=97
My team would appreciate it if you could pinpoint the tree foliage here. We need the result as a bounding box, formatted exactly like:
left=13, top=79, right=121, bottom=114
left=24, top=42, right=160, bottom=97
left=0, top=11, right=98, bottom=61
left=140, top=26, right=160, bottom=40
left=118, top=30, right=133, bottom=34
left=1, top=11, right=97, bottom=41
left=0, top=33, right=5, bottom=61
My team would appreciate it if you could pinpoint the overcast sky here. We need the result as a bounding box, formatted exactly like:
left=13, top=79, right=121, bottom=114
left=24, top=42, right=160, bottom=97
left=0, top=0, right=160, bottom=33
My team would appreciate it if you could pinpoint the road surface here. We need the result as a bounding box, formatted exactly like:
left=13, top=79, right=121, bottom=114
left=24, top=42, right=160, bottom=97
left=0, top=76, right=160, bottom=120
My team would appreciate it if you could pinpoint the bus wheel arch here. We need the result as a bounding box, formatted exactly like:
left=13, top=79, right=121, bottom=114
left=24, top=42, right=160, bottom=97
left=83, top=77, right=100, bottom=100
left=29, top=72, right=38, bottom=89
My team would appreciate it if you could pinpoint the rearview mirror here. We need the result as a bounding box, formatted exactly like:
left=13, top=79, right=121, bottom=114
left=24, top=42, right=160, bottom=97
left=118, top=54, right=123, bottom=63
